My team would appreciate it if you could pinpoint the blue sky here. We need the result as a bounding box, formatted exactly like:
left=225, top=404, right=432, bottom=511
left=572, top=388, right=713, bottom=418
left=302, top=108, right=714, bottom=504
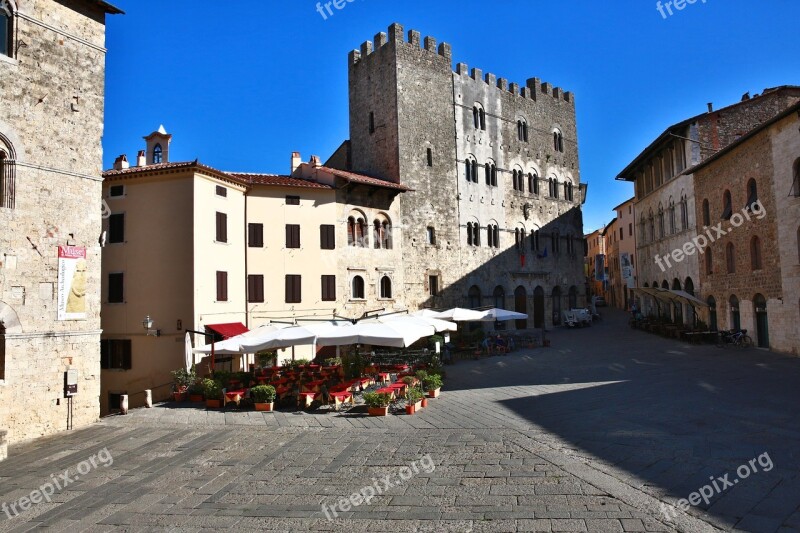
left=102, top=0, right=799, bottom=232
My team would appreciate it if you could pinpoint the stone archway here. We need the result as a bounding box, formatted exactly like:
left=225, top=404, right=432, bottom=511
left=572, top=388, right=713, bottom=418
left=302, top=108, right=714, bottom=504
left=0, top=300, right=22, bottom=334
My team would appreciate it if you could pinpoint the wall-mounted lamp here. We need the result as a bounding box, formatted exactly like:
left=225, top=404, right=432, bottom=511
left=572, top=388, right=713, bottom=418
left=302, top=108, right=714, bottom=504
left=143, top=315, right=161, bottom=337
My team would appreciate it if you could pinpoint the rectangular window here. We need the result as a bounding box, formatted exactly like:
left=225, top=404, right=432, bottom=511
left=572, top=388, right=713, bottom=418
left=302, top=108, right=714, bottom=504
left=215, top=212, right=227, bottom=243
left=286, top=275, right=301, bottom=303
left=426, top=148, right=433, bottom=167
left=248, top=223, right=264, bottom=247
left=620, top=228, right=623, bottom=241
left=369, top=112, right=375, bottom=134
left=109, top=185, right=125, bottom=198
left=216, top=271, right=228, bottom=302
left=321, top=275, right=336, bottom=301
left=108, top=273, right=124, bottom=303
left=286, top=224, right=300, bottom=248
left=101, top=339, right=132, bottom=370
left=286, top=195, right=300, bottom=205
left=429, top=275, right=439, bottom=297
left=248, top=275, right=264, bottom=303
left=320, top=225, right=336, bottom=250
left=108, top=213, right=125, bottom=244
left=629, top=223, right=633, bottom=237
left=427, top=226, right=436, bottom=245
left=216, top=185, right=227, bottom=197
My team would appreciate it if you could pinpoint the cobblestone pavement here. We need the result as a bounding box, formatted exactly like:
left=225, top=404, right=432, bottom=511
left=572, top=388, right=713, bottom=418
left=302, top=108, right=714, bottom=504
left=1, top=309, right=799, bottom=532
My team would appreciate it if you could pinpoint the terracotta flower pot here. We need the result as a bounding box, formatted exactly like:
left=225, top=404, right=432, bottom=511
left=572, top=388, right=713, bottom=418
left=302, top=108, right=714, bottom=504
left=405, top=404, right=416, bottom=415
left=205, top=399, right=222, bottom=409
left=368, top=406, right=389, bottom=417
left=421, top=398, right=428, bottom=408
left=189, top=394, right=204, bottom=403
left=255, top=402, right=274, bottom=412
left=173, top=391, right=187, bottom=402
left=427, top=388, right=441, bottom=399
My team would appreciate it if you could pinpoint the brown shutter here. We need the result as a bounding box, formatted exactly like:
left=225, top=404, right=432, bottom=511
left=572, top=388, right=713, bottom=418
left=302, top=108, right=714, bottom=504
left=217, top=271, right=228, bottom=301
left=216, top=212, right=227, bottom=242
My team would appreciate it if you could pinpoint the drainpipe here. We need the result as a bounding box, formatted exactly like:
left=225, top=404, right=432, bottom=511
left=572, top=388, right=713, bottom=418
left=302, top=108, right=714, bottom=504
left=244, top=190, right=249, bottom=329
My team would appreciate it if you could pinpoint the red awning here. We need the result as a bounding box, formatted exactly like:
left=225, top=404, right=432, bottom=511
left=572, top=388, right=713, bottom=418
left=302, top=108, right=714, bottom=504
left=205, top=323, right=249, bottom=339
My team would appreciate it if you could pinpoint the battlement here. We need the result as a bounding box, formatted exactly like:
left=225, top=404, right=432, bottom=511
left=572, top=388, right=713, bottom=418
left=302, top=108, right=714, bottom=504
left=349, top=23, right=574, bottom=105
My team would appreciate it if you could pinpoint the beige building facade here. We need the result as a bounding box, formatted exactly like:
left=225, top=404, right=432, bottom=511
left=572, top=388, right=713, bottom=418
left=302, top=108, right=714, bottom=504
left=0, top=0, right=121, bottom=447
left=606, top=198, right=636, bottom=310
left=584, top=227, right=606, bottom=300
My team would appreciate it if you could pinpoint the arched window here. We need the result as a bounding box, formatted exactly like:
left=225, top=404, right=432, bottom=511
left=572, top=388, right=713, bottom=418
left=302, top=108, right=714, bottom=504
left=487, top=224, right=494, bottom=248
left=465, top=158, right=475, bottom=182
left=517, top=120, right=528, bottom=142
left=702, top=199, right=710, bottom=227
left=548, top=178, right=554, bottom=197
left=708, top=296, right=717, bottom=331
left=382, top=220, right=392, bottom=249
left=466, top=222, right=473, bottom=246
left=468, top=286, right=482, bottom=309
left=153, top=143, right=163, bottom=164
left=648, top=212, right=655, bottom=242
left=528, top=172, right=538, bottom=195
left=553, top=130, right=564, bottom=152
left=0, top=141, right=16, bottom=210
left=668, top=201, right=676, bottom=234
left=552, top=179, right=559, bottom=199
left=473, top=221, right=481, bottom=246
left=705, top=247, right=713, bottom=275
left=639, top=216, right=647, bottom=244
left=721, top=190, right=732, bottom=220
left=351, top=276, right=365, bottom=299
left=680, top=197, right=688, bottom=230
left=684, top=277, right=694, bottom=295
left=480, top=108, right=486, bottom=130
left=472, top=107, right=480, bottom=129
left=658, top=208, right=665, bottom=239
left=373, top=220, right=382, bottom=249
left=356, top=217, right=367, bottom=247
left=746, top=178, right=758, bottom=208
left=726, top=242, right=736, bottom=273
left=347, top=216, right=355, bottom=246
left=0, top=2, right=12, bottom=58
left=380, top=276, right=392, bottom=299
left=485, top=163, right=492, bottom=185
left=750, top=236, right=762, bottom=270
left=729, top=295, right=741, bottom=331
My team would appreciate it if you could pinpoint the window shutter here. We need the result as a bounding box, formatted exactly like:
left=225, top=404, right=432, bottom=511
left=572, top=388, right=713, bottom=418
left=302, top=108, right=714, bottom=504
left=216, top=212, right=227, bottom=242
left=109, top=213, right=125, bottom=243
left=217, top=271, right=228, bottom=301
left=122, top=340, right=132, bottom=370
left=100, top=340, right=110, bottom=369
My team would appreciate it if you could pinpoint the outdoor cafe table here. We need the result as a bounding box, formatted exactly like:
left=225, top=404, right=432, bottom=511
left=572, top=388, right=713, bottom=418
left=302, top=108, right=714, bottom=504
left=224, top=389, right=246, bottom=406
left=375, top=387, right=397, bottom=400
left=329, top=391, right=354, bottom=410
left=377, top=372, right=391, bottom=384
left=298, top=392, right=318, bottom=408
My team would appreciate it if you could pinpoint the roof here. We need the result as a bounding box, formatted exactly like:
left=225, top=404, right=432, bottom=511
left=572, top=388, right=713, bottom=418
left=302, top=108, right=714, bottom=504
left=611, top=197, right=635, bottom=212
left=685, top=101, right=800, bottom=175
left=85, top=0, right=124, bottom=14
left=205, top=323, right=249, bottom=339
left=601, top=218, right=617, bottom=235
left=103, top=161, right=242, bottom=186
left=320, top=166, right=412, bottom=192
left=228, top=173, right=333, bottom=190
left=615, top=86, right=800, bottom=182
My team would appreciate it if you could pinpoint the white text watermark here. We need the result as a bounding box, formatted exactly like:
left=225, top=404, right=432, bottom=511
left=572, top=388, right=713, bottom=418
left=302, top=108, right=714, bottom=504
left=657, top=0, right=707, bottom=20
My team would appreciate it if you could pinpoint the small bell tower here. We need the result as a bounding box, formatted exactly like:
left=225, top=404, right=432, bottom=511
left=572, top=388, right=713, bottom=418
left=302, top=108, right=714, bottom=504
left=143, top=125, right=172, bottom=165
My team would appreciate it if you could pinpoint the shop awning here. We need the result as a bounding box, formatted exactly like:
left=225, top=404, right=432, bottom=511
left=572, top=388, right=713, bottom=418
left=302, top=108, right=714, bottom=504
left=633, top=288, right=708, bottom=308
left=205, top=322, right=249, bottom=339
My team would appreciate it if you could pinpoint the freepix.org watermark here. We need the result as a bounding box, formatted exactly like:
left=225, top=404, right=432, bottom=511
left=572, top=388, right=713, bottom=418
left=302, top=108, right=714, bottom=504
left=656, top=0, right=707, bottom=20
left=660, top=452, right=773, bottom=521
left=315, top=0, right=358, bottom=21
left=321, top=455, right=435, bottom=520
left=1, top=448, right=114, bottom=519
left=654, top=199, right=766, bottom=272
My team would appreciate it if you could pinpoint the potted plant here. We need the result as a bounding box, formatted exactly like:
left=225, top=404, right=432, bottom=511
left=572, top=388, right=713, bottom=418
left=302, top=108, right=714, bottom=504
left=423, top=374, right=443, bottom=398
left=187, top=382, right=204, bottom=403
left=405, top=388, right=424, bottom=415
left=362, top=391, right=393, bottom=416
left=170, top=366, right=196, bottom=402
left=201, top=378, right=223, bottom=409
left=401, top=375, right=417, bottom=387
left=250, top=385, right=276, bottom=412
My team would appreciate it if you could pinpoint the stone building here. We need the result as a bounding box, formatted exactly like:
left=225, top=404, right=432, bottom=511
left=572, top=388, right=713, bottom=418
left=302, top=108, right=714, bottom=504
left=606, top=197, right=636, bottom=310
left=0, top=0, right=121, bottom=446
left=692, top=102, right=800, bottom=354
left=339, top=23, right=587, bottom=329
left=584, top=226, right=607, bottom=301
left=617, top=87, right=800, bottom=322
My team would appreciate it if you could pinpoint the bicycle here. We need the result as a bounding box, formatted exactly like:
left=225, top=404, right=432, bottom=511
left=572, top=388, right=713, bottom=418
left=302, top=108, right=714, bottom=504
left=717, top=329, right=753, bottom=348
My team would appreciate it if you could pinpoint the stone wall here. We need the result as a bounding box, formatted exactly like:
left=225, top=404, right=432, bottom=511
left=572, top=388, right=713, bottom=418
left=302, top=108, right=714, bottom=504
left=0, top=0, right=110, bottom=446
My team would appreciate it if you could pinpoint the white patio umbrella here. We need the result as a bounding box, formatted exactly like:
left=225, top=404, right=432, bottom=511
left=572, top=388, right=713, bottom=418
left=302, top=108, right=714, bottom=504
left=480, top=308, right=528, bottom=322
left=238, top=321, right=352, bottom=352
left=193, top=323, right=289, bottom=355
left=433, top=307, right=487, bottom=322
left=411, top=309, right=445, bottom=319
left=184, top=332, right=194, bottom=370
left=376, top=314, right=458, bottom=332
left=316, top=321, right=435, bottom=348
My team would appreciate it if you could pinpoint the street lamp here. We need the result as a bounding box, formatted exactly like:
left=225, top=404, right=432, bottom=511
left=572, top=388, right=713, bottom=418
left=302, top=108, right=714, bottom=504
left=143, top=315, right=161, bottom=337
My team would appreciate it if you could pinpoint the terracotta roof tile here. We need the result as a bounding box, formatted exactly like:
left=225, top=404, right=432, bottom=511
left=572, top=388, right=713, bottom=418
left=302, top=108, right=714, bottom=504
left=228, top=173, right=333, bottom=189
left=320, top=166, right=411, bottom=192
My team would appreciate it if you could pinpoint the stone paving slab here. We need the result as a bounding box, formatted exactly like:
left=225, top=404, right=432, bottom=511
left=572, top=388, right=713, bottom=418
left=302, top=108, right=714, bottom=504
left=1, top=309, right=800, bottom=531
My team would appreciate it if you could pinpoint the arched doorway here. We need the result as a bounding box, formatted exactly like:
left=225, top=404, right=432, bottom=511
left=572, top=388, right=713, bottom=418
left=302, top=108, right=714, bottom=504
left=707, top=296, right=717, bottom=332
left=514, top=286, right=528, bottom=330
left=568, top=286, right=578, bottom=309
left=468, top=285, right=481, bottom=309
left=533, top=286, right=545, bottom=328
left=729, top=295, right=741, bottom=331
left=753, top=294, right=769, bottom=348
left=552, top=286, right=562, bottom=326
left=494, top=286, right=506, bottom=331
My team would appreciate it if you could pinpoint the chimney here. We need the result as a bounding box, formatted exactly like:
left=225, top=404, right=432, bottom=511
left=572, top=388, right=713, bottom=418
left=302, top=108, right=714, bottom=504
left=136, top=150, right=146, bottom=167
left=291, top=151, right=302, bottom=174
left=309, top=155, right=321, bottom=167
left=742, top=92, right=751, bottom=101
left=113, top=154, right=129, bottom=171
left=707, top=102, right=714, bottom=113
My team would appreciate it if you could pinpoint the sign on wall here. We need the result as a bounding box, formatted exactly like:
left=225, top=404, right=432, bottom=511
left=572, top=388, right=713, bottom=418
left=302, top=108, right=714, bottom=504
left=621, top=252, right=635, bottom=288
left=594, top=254, right=605, bottom=281
left=57, top=246, right=87, bottom=321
